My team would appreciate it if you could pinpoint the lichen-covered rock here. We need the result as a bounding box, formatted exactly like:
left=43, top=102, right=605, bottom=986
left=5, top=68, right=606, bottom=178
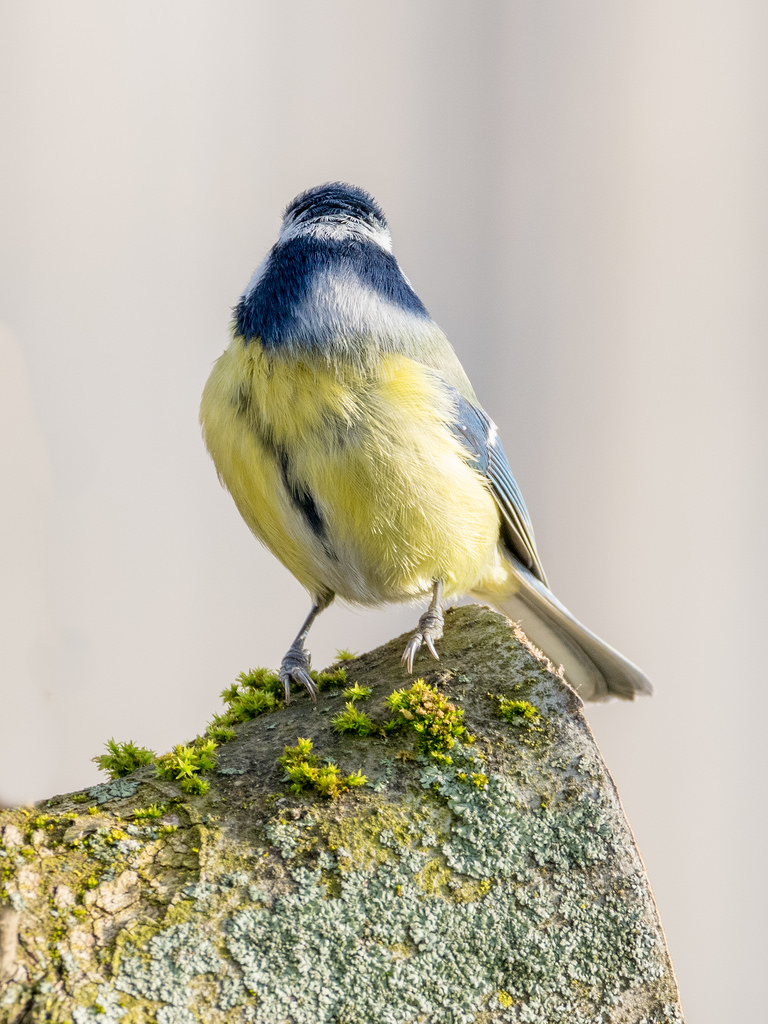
left=0, top=606, right=684, bottom=1023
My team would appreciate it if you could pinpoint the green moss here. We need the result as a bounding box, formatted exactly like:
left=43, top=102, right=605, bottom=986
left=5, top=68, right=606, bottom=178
left=492, top=695, right=543, bottom=727
left=156, top=739, right=217, bottom=795
left=278, top=738, right=367, bottom=799
left=215, top=674, right=280, bottom=730
left=332, top=702, right=376, bottom=737
left=342, top=682, right=372, bottom=702
left=91, top=664, right=351, bottom=808
left=205, top=719, right=237, bottom=745
left=201, top=667, right=285, bottom=744
left=132, top=804, right=168, bottom=821
left=386, top=679, right=466, bottom=763
left=334, top=648, right=357, bottom=662
left=311, top=666, right=348, bottom=691
left=92, top=739, right=156, bottom=779
left=221, top=687, right=277, bottom=723
left=489, top=693, right=555, bottom=751
left=235, top=666, right=282, bottom=695
left=86, top=666, right=286, bottom=799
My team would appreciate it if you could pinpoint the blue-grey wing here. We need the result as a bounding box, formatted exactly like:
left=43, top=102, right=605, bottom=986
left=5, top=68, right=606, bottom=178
left=447, top=388, right=549, bottom=586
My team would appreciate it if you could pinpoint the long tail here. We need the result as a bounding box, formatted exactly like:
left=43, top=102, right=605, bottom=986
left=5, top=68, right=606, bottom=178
left=475, top=565, right=652, bottom=701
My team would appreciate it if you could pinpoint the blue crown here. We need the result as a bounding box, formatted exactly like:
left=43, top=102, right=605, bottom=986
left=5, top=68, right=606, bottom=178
left=282, top=182, right=388, bottom=231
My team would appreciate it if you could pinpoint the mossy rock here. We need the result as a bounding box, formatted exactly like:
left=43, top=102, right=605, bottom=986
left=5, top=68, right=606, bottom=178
left=0, top=606, right=684, bottom=1024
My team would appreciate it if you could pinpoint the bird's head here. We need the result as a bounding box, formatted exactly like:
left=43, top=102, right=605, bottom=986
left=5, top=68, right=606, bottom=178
left=278, top=182, right=392, bottom=251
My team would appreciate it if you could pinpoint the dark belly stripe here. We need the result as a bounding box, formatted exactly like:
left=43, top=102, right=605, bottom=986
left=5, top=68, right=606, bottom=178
left=232, top=382, right=336, bottom=556
left=277, top=449, right=326, bottom=539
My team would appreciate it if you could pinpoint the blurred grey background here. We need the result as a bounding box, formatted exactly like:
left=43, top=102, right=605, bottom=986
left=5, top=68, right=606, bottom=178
left=1, top=2, right=766, bottom=1020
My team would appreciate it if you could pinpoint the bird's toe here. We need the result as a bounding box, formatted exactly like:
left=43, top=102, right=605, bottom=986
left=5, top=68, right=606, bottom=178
left=279, top=646, right=318, bottom=703
left=402, top=605, right=444, bottom=673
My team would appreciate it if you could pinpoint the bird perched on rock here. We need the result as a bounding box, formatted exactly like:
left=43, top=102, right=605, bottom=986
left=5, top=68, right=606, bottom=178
left=200, top=182, right=651, bottom=703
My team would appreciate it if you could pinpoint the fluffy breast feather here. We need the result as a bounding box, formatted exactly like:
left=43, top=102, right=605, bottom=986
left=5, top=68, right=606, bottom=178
left=200, top=334, right=509, bottom=603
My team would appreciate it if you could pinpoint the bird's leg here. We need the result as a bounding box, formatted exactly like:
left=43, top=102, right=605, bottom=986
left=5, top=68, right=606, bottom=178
left=401, top=579, right=444, bottom=673
left=279, top=591, right=334, bottom=703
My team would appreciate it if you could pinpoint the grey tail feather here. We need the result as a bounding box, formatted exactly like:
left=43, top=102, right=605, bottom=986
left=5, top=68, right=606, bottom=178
left=475, top=566, right=652, bottom=701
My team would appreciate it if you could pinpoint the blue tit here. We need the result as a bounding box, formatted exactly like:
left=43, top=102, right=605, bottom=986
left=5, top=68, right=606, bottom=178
left=200, top=182, right=651, bottom=703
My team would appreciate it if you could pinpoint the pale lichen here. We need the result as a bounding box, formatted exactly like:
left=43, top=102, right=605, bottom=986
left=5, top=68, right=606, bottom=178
left=0, top=606, right=683, bottom=1024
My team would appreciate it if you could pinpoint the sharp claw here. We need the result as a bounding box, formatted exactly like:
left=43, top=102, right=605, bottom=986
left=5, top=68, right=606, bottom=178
left=298, top=670, right=319, bottom=703
left=401, top=636, right=421, bottom=673
left=279, top=646, right=318, bottom=703
left=402, top=592, right=444, bottom=672
left=279, top=670, right=297, bottom=704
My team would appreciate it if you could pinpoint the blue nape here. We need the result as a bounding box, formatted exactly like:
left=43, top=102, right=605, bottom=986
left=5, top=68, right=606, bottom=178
left=234, top=235, right=431, bottom=350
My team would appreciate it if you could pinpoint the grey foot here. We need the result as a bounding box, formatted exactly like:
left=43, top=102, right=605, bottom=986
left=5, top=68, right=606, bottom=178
left=279, top=644, right=319, bottom=703
left=401, top=605, right=444, bottom=673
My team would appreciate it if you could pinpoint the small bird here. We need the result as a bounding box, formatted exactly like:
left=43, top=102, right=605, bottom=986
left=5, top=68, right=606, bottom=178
left=200, top=183, right=651, bottom=703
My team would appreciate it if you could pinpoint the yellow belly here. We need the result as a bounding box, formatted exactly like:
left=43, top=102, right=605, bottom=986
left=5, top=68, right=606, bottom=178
left=200, top=335, right=508, bottom=604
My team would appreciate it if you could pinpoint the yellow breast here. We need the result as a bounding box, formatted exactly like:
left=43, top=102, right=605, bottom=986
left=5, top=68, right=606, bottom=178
left=200, top=334, right=507, bottom=604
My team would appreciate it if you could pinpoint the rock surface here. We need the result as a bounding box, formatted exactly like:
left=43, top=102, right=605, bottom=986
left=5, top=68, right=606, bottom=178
left=0, top=606, right=684, bottom=1023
